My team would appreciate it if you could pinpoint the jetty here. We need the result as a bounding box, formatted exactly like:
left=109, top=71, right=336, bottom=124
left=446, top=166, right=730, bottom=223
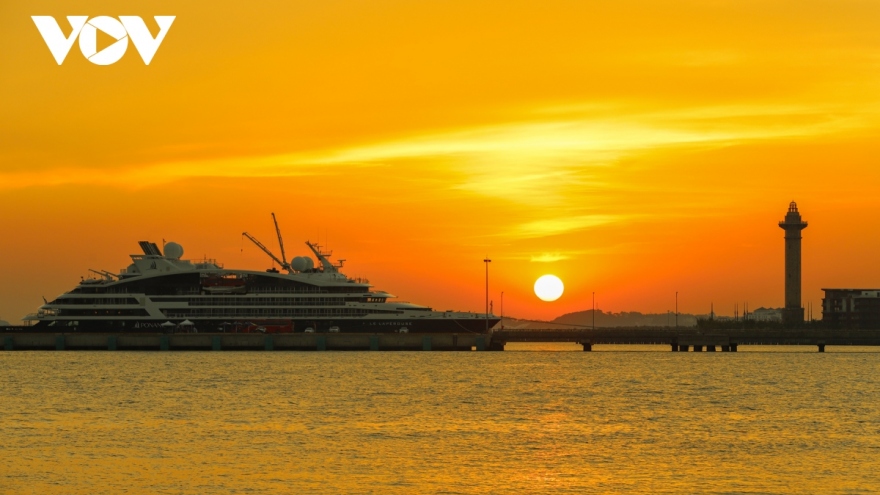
left=1, top=332, right=489, bottom=352
left=490, top=327, right=880, bottom=352
left=2, top=327, right=880, bottom=352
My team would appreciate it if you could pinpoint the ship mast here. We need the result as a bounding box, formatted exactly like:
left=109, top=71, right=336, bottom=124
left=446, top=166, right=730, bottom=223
left=305, top=241, right=344, bottom=273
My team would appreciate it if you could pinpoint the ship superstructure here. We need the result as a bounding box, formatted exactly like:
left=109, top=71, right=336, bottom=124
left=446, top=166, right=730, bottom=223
left=25, top=221, right=498, bottom=334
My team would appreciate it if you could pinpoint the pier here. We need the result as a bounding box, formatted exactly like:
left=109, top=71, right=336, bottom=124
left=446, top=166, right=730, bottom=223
left=1, top=332, right=488, bottom=352
left=2, top=327, right=879, bottom=352
left=490, top=328, right=880, bottom=352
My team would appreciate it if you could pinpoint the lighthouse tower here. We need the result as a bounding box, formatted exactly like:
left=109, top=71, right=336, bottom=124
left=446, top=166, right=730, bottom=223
left=779, top=201, right=807, bottom=324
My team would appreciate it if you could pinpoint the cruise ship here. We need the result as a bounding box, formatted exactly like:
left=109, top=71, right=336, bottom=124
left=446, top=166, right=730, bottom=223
left=24, top=228, right=499, bottom=334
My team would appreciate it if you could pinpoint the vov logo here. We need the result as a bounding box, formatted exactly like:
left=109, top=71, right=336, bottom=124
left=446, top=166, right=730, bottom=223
left=32, top=16, right=175, bottom=65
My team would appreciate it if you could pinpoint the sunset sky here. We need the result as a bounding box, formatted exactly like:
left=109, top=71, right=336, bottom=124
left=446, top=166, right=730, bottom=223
left=2, top=0, right=880, bottom=323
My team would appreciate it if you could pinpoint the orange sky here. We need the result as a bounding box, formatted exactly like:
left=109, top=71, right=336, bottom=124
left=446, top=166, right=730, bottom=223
left=2, top=0, right=880, bottom=323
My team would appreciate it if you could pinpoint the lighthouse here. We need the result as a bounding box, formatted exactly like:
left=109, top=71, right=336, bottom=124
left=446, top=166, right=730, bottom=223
left=779, top=201, right=807, bottom=324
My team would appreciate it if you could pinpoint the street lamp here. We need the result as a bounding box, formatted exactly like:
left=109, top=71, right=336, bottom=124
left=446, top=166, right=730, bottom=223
left=484, top=257, right=491, bottom=332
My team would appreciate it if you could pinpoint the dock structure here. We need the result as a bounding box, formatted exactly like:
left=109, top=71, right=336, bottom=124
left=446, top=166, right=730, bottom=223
left=0, top=332, right=487, bottom=352
left=489, top=328, right=880, bottom=352
left=1, top=328, right=877, bottom=352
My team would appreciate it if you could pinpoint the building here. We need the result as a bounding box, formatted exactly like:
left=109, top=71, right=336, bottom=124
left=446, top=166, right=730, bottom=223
left=822, top=289, right=880, bottom=328
left=779, top=201, right=807, bottom=324
left=751, top=307, right=783, bottom=322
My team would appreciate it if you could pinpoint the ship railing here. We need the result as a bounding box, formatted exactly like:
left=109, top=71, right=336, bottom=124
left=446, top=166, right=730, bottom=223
left=162, top=309, right=372, bottom=318
left=193, top=258, right=223, bottom=269
left=248, top=287, right=324, bottom=294
left=186, top=300, right=347, bottom=306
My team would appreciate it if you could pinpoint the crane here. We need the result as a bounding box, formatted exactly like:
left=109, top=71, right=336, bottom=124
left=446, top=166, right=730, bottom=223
left=272, top=212, right=288, bottom=268
left=242, top=232, right=290, bottom=271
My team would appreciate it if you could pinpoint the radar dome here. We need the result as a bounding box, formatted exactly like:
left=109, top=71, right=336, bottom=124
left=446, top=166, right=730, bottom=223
left=291, top=256, right=307, bottom=272
left=163, top=242, right=184, bottom=260
left=303, top=257, right=314, bottom=271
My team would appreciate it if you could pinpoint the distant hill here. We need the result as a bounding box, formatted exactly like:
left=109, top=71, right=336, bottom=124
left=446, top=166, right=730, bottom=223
left=497, top=317, right=572, bottom=330
left=498, top=310, right=702, bottom=329
left=554, top=309, right=699, bottom=328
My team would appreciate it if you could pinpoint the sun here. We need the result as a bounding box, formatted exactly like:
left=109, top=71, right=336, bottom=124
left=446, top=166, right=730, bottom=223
left=534, top=274, right=564, bottom=302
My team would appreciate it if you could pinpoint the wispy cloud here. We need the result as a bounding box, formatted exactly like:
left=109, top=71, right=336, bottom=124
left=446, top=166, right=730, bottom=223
left=530, top=253, right=573, bottom=263
left=513, top=214, right=619, bottom=239
left=0, top=102, right=867, bottom=197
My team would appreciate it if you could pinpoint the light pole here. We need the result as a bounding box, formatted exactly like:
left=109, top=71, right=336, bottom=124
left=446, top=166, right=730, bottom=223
left=484, top=257, right=491, bottom=332
left=675, top=291, right=678, bottom=328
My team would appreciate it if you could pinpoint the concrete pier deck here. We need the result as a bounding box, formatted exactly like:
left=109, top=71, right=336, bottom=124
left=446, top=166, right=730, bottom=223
left=4, top=328, right=879, bottom=352
left=1, top=332, right=489, bottom=351
left=489, top=328, right=880, bottom=352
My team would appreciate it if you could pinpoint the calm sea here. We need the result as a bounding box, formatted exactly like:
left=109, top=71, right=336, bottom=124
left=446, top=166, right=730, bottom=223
left=2, top=345, right=879, bottom=494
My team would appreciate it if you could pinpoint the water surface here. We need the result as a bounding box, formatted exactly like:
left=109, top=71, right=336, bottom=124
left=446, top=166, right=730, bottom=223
left=2, top=347, right=878, bottom=494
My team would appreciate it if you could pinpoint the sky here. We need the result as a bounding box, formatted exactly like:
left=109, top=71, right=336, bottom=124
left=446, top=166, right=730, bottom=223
left=2, top=0, right=880, bottom=323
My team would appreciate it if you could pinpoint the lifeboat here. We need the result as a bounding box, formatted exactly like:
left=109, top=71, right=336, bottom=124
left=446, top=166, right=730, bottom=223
left=202, top=274, right=247, bottom=294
